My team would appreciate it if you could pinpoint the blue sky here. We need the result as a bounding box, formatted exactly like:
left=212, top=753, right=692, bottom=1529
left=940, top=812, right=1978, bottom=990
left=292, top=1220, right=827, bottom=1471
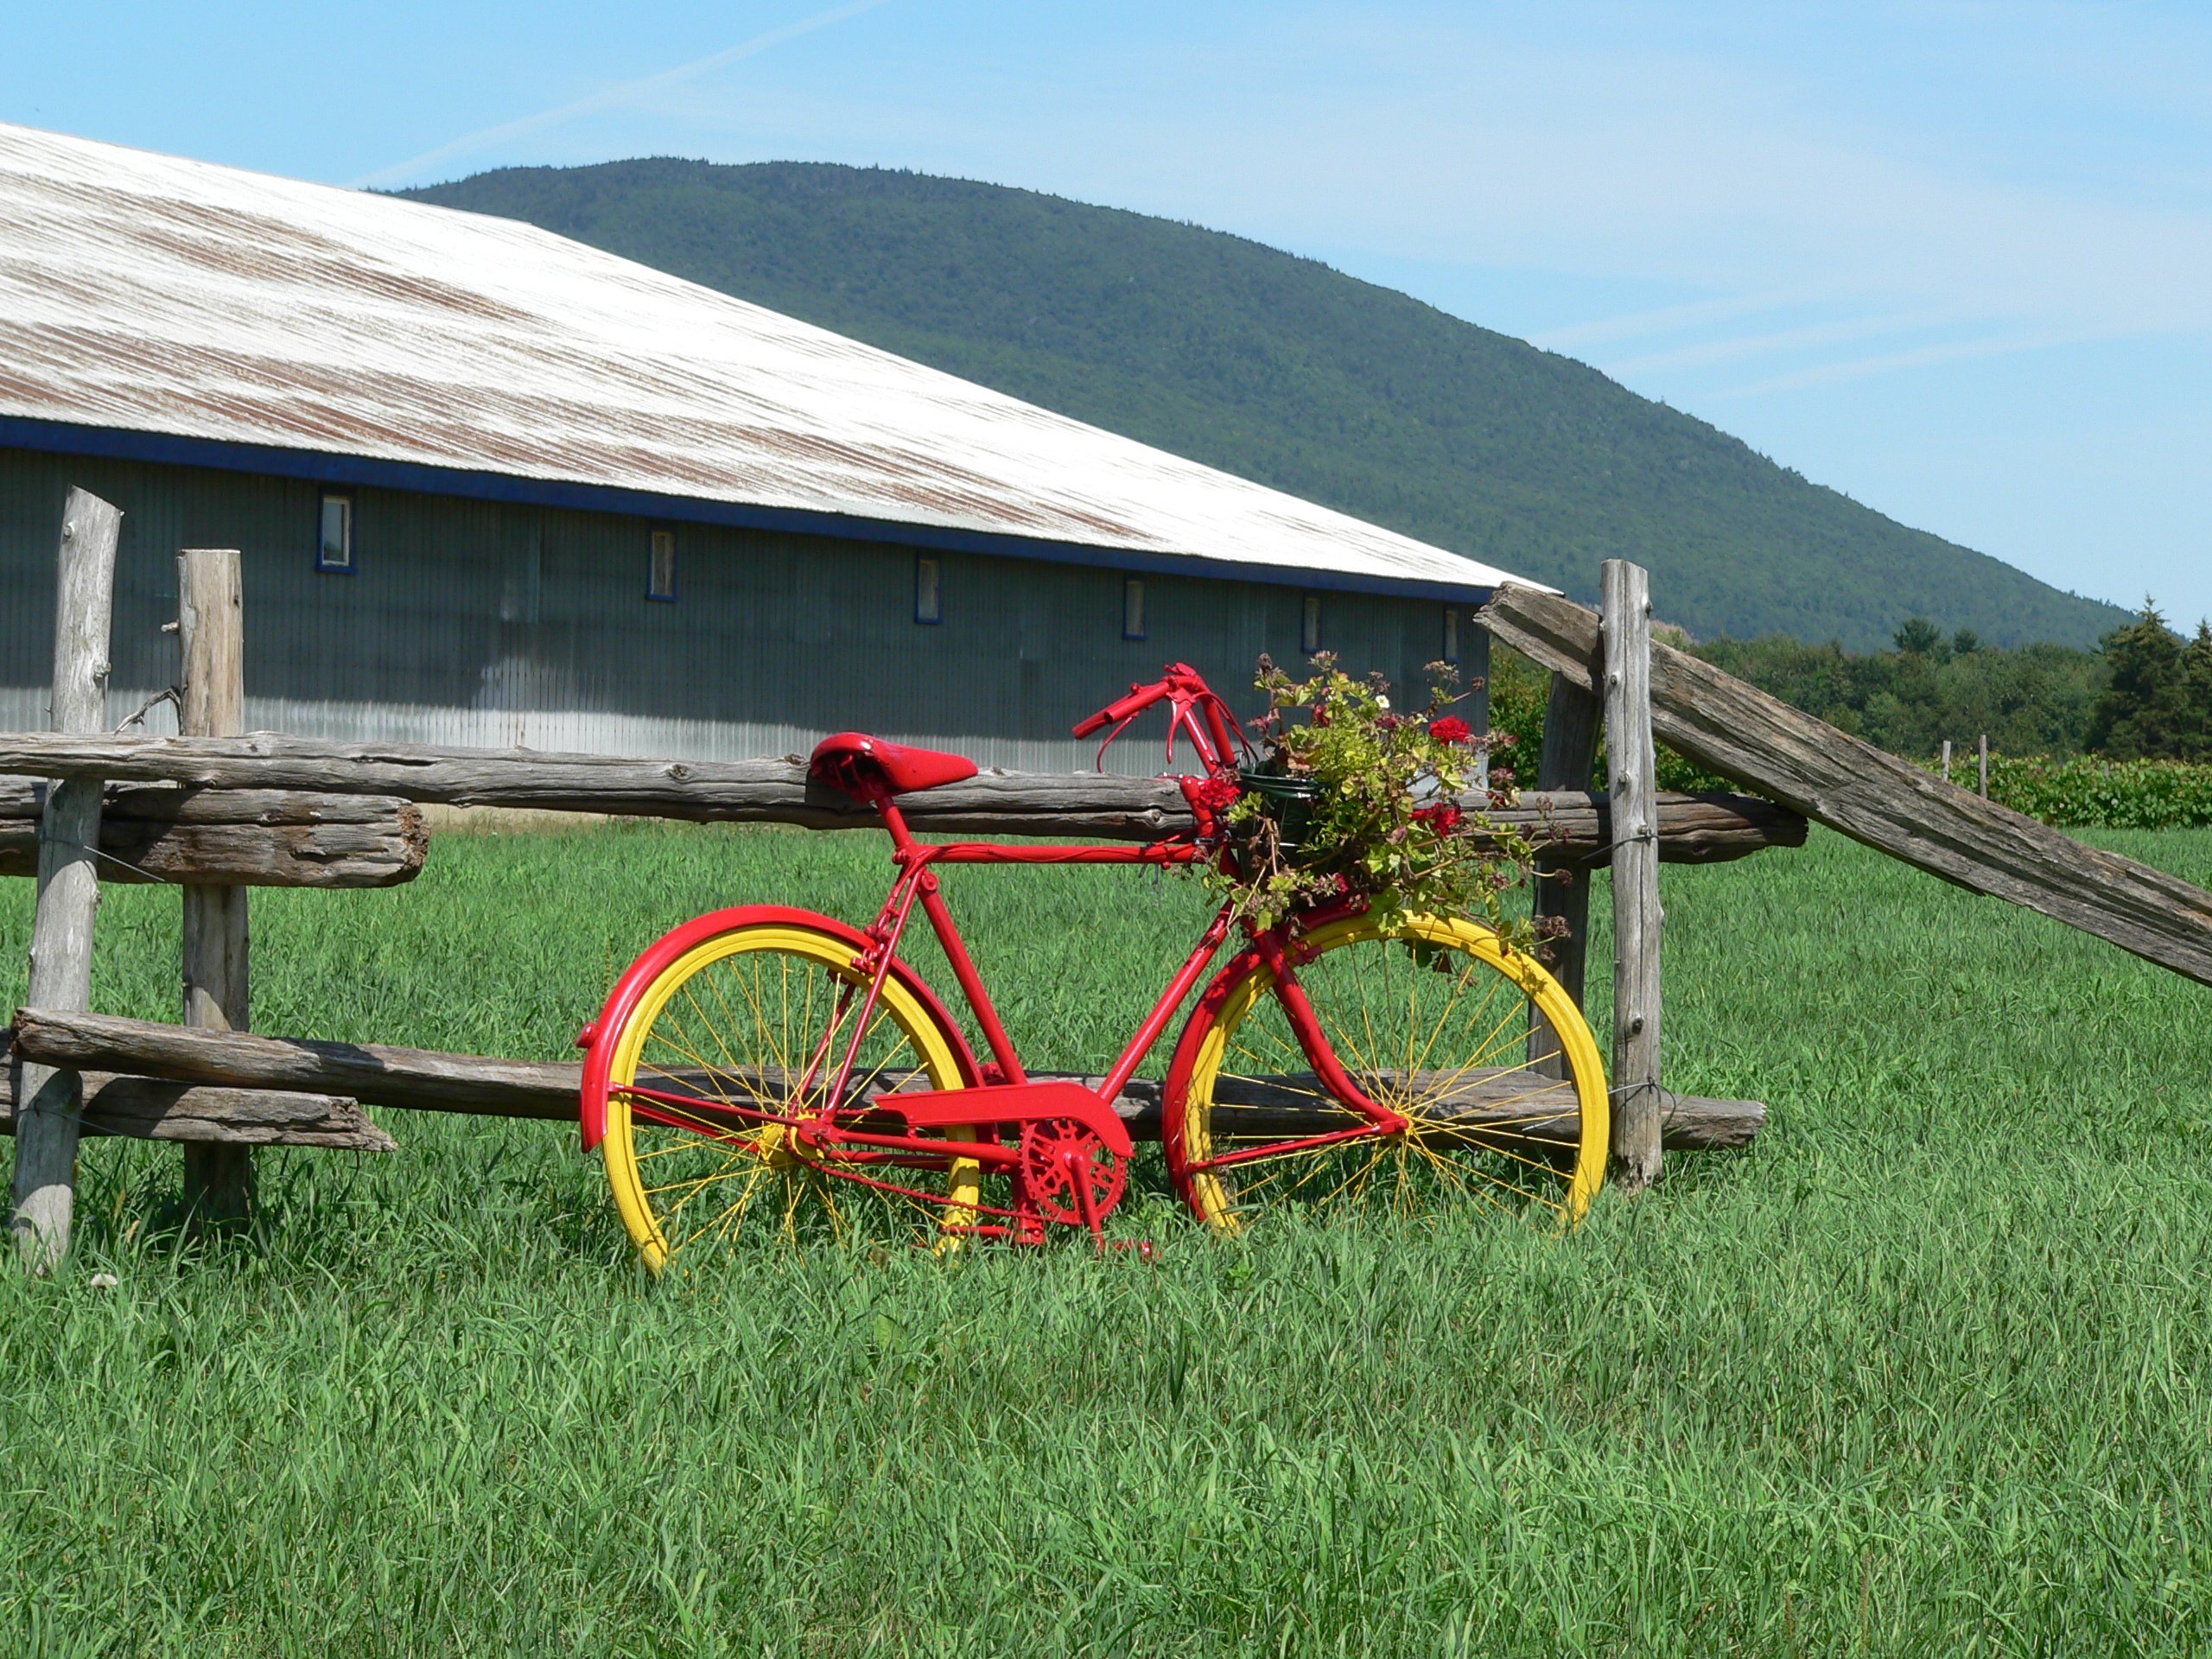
left=9, top=2, right=2208, bottom=632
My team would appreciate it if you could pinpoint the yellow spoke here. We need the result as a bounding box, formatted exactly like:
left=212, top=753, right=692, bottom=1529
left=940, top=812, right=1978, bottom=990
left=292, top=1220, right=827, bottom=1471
left=726, top=953, right=792, bottom=1081
left=636, top=1054, right=779, bottom=1118
left=681, top=976, right=752, bottom=1090
left=1404, top=957, right=1496, bottom=1081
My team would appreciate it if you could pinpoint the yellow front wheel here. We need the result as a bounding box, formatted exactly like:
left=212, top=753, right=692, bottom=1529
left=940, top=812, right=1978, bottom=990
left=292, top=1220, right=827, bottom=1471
left=601, top=919, right=979, bottom=1270
left=1164, top=912, right=1607, bottom=1234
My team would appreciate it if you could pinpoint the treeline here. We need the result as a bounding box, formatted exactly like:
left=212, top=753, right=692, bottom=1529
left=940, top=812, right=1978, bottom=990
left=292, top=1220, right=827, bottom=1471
left=1484, top=599, right=2212, bottom=791
left=1690, top=602, right=2212, bottom=764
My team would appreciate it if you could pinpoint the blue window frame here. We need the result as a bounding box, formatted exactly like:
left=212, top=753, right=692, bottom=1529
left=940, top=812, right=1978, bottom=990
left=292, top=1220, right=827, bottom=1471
left=1300, top=593, right=1322, bottom=655
left=1440, top=605, right=1461, bottom=664
left=914, top=556, right=943, bottom=624
left=1122, top=577, right=1147, bottom=641
left=316, top=493, right=354, bottom=574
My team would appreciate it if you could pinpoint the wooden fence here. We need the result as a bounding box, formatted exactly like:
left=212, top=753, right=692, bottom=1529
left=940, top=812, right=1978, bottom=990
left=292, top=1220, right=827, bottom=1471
left=0, top=484, right=1895, bottom=1263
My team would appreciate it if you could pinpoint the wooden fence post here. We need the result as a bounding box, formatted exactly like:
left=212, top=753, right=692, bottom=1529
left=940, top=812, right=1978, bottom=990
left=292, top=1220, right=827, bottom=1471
left=10, top=487, right=123, bottom=1269
left=1529, top=668, right=1600, bottom=1077
left=1979, top=734, right=1989, bottom=799
left=177, top=550, right=253, bottom=1224
left=1601, top=559, right=1662, bottom=1192
left=1941, top=740, right=1952, bottom=784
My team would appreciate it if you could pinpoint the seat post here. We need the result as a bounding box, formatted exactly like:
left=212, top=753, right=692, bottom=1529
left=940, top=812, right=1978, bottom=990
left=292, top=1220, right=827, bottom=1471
left=876, top=792, right=918, bottom=855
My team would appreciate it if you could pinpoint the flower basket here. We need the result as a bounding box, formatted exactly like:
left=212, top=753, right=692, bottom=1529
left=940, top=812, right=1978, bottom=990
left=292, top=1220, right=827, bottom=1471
left=1187, top=653, right=1546, bottom=946
left=1235, top=770, right=1325, bottom=853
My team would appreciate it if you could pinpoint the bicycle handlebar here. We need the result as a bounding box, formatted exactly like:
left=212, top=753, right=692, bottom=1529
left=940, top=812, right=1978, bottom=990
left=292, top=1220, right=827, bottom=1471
left=1074, top=664, right=1248, bottom=773
left=1072, top=681, right=1167, bottom=739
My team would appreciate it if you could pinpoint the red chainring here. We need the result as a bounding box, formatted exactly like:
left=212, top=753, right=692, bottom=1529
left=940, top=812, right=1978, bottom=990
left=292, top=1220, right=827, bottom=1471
left=1016, top=1116, right=1128, bottom=1230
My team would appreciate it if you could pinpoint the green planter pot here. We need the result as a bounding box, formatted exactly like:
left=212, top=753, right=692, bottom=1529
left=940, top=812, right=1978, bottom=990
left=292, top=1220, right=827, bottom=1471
left=1237, top=771, right=1325, bottom=852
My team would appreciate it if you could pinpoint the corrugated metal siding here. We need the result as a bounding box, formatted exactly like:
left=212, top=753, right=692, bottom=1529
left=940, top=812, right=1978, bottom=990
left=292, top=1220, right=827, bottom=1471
left=2, top=451, right=1486, bottom=772
left=0, top=122, right=1533, bottom=601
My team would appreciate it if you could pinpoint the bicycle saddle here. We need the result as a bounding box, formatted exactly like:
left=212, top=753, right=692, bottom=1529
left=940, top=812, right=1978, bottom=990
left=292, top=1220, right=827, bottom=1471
left=808, top=732, right=980, bottom=798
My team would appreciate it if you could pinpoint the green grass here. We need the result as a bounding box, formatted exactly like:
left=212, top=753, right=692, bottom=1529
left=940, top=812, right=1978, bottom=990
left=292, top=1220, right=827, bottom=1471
left=4, top=823, right=2211, bottom=1655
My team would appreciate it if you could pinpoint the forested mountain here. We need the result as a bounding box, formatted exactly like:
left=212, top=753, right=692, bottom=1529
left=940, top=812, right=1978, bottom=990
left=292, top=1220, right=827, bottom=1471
left=402, top=159, right=2125, bottom=651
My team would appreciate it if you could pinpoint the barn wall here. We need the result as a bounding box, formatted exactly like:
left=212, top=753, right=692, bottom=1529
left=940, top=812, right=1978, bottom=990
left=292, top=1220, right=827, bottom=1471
left=0, top=449, right=1487, bottom=773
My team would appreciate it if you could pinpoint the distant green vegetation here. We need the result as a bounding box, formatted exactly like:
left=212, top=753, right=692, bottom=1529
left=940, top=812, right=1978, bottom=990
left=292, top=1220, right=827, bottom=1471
left=1691, top=626, right=2107, bottom=762
left=1958, top=755, right=2212, bottom=829
left=399, top=159, right=2125, bottom=652
left=8, top=823, right=2212, bottom=1651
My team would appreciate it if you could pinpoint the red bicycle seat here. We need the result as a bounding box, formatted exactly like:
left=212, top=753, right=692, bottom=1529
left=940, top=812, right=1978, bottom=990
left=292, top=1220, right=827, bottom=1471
left=809, top=732, right=980, bottom=798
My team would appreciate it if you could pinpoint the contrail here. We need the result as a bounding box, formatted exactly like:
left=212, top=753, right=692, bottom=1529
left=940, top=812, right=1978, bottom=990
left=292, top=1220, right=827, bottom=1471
left=350, top=0, right=893, bottom=189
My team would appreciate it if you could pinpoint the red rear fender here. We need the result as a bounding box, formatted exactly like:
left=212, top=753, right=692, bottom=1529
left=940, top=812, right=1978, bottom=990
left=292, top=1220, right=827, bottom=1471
left=576, top=906, right=980, bottom=1151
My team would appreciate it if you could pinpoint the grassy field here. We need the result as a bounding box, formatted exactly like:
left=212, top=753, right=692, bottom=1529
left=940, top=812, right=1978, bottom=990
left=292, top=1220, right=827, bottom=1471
left=3, top=822, right=2210, bottom=1656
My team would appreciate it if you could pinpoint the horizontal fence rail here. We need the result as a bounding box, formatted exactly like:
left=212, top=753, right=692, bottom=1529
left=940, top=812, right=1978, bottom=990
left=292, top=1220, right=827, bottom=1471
left=8, top=1008, right=1767, bottom=1152
left=0, top=732, right=1804, bottom=865
left=0, top=780, right=425, bottom=888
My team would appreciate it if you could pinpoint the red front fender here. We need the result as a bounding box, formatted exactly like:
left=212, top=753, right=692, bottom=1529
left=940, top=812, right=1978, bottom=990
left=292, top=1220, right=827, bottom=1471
left=575, top=906, right=982, bottom=1152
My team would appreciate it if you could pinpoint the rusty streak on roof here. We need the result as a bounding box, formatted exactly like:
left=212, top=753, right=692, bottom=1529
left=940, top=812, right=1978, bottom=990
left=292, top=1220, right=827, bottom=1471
left=0, top=124, right=1531, bottom=597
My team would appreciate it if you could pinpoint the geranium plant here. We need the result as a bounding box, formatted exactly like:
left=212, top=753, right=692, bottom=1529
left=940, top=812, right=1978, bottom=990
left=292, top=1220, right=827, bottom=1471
left=1190, top=654, right=1549, bottom=944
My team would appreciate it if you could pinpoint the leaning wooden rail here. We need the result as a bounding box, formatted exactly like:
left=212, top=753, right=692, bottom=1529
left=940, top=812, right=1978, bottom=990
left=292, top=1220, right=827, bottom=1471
left=0, top=733, right=1803, bottom=863
left=0, top=780, right=425, bottom=888
left=1483, top=582, right=2212, bottom=988
left=8, top=1008, right=1766, bottom=1151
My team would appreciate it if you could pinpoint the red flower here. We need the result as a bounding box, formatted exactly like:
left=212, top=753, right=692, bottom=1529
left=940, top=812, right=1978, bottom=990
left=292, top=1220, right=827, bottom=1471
left=1427, top=715, right=1472, bottom=745
left=1413, top=803, right=1464, bottom=835
left=1185, top=773, right=1242, bottom=812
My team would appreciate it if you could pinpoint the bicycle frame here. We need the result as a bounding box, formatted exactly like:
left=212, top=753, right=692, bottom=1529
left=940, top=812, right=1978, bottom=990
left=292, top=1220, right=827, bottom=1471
left=591, top=661, right=1414, bottom=1242
left=743, top=781, right=1411, bottom=1211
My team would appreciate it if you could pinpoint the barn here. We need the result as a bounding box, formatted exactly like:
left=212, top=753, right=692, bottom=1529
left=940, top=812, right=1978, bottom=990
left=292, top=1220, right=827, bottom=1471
left=0, top=124, right=1524, bottom=770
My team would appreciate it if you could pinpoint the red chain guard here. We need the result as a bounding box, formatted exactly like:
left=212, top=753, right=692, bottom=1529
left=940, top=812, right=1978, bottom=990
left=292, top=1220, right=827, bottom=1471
left=890, top=1080, right=1135, bottom=1158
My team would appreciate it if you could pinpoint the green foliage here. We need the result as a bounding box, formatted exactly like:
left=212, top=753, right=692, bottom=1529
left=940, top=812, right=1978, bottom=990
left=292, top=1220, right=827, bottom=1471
left=1206, top=656, right=1536, bottom=936
left=1948, top=754, right=2212, bottom=829
left=8, top=826, right=2212, bottom=1650
left=2087, top=602, right=2212, bottom=761
left=397, top=160, right=2127, bottom=652
left=1691, top=631, right=2107, bottom=760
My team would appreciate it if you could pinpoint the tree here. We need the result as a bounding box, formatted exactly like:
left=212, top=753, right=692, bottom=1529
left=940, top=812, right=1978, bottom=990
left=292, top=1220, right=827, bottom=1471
left=1950, top=627, right=1982, bottom=656
left=2179, top=620, right=2212, bottom=763
left=1893, top=616, right=1945, bottom=658
left=2086, top=601, right=2187, bottom=759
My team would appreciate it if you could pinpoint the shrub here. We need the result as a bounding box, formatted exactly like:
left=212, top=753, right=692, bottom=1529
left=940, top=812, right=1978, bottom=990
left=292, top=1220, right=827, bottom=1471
left=1934, top=754, right=2212, bottom=829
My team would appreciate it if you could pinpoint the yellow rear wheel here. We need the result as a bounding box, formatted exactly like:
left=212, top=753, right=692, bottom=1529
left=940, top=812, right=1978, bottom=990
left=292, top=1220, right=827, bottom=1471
left=602, top=920, right=979, bottom=1270
left=1167, top=912, right=1606, bottom=1233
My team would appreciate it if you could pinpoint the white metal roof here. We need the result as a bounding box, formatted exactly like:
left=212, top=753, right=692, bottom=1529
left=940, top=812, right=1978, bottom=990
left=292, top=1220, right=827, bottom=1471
left=0, top=123, right=1529, bottom=598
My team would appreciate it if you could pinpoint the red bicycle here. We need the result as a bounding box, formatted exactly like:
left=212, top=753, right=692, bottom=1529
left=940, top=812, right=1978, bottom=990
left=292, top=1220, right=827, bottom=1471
left=578, top=665, right=1606, bottom=1269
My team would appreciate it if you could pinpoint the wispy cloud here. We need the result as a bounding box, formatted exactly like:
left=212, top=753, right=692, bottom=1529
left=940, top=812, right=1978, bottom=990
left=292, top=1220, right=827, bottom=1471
left=1601, top=308, right=1961, bottom=377
left=348, top=0, right=893, bottom=189
left=1529, top=289, right=1816, bottom=353
left=1717, top=327, right=2089, bottom=397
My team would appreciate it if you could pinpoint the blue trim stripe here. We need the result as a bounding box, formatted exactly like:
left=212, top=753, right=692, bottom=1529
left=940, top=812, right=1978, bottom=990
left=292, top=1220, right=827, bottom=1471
left=0, top=415, right=1497, bottom=605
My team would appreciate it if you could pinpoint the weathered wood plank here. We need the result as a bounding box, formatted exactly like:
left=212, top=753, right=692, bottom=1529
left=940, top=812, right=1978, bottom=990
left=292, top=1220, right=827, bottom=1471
left=12, top=486, right=122, bottom=1269
left=0, top=782, right=425, bottom=887
left=178, top=549, right=255, bottom=1221
left=10, top=1008, right=1764, bottom=1151
left=0, top=1044, right=391, bottom=1150
left=1483, top=582, right=2212, bottom=989
left=1602, top=559, right=1662, bottom=1192
left=0, top=733, right=1802, bottom=863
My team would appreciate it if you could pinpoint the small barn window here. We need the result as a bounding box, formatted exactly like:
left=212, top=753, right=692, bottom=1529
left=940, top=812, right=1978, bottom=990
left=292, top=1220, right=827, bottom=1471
left=1441, top=606, right=1461, bottom=664
left=914, top=556, right=942, bottom=625
left=316, top=493, right=354, bottom=573
left=647, top=528, right=678, bottom=601
left=1122, top=577, right=1147, bottom=641
left=1300, top=593, right=1323, bottom=655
